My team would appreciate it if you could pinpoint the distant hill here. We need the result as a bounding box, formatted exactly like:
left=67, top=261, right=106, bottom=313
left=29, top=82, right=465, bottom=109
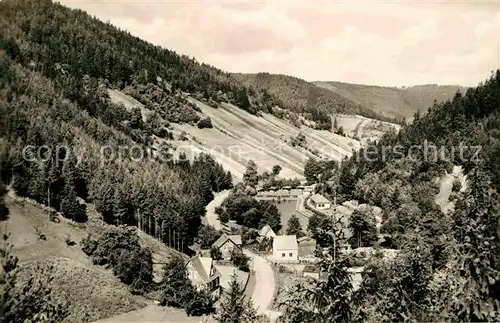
left=314, top=81, right=468, bottom=121
left=233, top=73, right=403, bottom=125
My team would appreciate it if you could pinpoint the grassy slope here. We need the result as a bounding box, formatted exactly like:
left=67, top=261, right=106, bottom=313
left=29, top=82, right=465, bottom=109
left=315, top=81, right=468, bottom=120
left=109, top=90, right=362, bottom=180
left=5, top=194, right=186, bottom=323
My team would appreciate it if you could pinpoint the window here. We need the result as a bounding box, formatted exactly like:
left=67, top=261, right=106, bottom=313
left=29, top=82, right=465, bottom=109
left=289, top=253, right=293, bottom=257
left=282, top=253, right=285, bottom=257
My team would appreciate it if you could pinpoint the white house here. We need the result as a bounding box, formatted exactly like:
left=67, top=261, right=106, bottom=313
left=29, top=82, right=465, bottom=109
left=186, top=256, right=221, bottom=298
left=212, top=233, right=242, bottom=259
left=273, top=235, right=299, bottom=263
left=310, top=194, right=331, bottom=210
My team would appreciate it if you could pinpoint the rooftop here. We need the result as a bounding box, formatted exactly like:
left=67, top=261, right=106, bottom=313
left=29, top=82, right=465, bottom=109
left=228, top=235, right=242, bottom=245
left=310, top=194, right=330, bottom=204
left=258, top=224, right=276, bottom=237
left=273, top=235, right=298, bottom=250
left=212, top=233, right=242, bottom=249
left=187, top=256, right=220, bottom=284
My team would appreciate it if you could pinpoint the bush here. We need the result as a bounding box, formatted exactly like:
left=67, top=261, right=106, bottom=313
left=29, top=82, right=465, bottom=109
left=230, top=249, right=250, bottom=272
left=452, top=178, right=461, bottom=192
left=184, top=289, right=216, bottom=316
left=197, top=117, right=213, bottom=129
left=80, top=227, right=153, bottom=293
left=210, top=246, right=223, bottom=260
left=65, top=235, right=75, bottom=246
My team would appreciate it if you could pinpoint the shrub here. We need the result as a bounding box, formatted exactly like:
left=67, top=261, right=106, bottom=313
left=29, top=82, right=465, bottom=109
left=452, top=178, right=461, bottom=192
left=80, top=227, right=153, bottom=293
left=210, top=247, right=223, bottom=260
left=184, top=289, right=216, bottom=316
left=197, top=117, right=213, bottom=129
left=230, top=248, right=250, bottom=272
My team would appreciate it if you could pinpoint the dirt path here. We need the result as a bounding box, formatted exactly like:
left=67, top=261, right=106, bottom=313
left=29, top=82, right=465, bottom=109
left=204, top=190, right=230, bottom=230
left=243, top=249, right=277, bottom=315
left=204, top=189, right=279, bottom=319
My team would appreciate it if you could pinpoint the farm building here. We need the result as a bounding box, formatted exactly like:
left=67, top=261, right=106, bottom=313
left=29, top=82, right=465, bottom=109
left=273, top=235, right=299, bottom=263
left=297, top=236, right=317, bottom=257
left=186, top=256, right=221, bottom=298
left=212, top=233, right=242, bottom=259
left=310, top=194, right=331, bottom=210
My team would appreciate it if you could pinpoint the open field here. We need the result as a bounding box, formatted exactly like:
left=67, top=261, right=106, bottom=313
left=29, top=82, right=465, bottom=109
left=334, top=114, right=401, bottom=144
left=4, top=194, right=189, bottom=323
left=272, top=199, right=308, bottom=234
left=5, top=196, right=147, bottom=322
left=107, top=90, right=372, bottom=180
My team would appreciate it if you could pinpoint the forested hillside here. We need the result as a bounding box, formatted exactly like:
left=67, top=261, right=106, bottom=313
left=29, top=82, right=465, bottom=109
left=0, top=0, right=239, bottom=251
left=234, top=72, right=405, bottom=128
left=319, top=71, right=499, bottom=321
left=315, top=80, right=468, bottom=121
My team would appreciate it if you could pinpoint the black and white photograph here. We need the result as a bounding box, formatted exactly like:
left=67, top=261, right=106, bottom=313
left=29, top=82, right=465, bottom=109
left=0, top=0, right=499, bottom=322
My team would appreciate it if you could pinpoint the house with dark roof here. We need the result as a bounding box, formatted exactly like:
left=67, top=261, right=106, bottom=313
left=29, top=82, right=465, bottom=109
left=211, top=233, right=242, bottom=260
left=310, top=194, right=331, bottom=210
left=186, top=256, right=221, bottom=298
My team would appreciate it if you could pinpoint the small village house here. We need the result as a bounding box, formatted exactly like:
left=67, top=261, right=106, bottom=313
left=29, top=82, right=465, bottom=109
left=258, top=224, right=277, bottom=239
left=297, top=236, right=317, bottom=257
left=310, top=194, right=331, bottom=210
left=212, top=233, right=242, bottom=259
left=273, top=235, right=299, bottom=263
left=186, top=256, right=221, bottom=298
left=257, top=224, right=276, bottom=243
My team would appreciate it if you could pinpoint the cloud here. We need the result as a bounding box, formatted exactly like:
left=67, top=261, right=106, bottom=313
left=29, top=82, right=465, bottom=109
left=60, top=0, right=499, bottom=86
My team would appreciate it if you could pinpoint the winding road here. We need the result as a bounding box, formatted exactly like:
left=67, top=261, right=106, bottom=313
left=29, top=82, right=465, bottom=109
left=205, top=191, right=279, bottom=318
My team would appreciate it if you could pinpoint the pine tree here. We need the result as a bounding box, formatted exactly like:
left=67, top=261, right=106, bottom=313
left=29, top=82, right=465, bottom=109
left=60, top=183, right=87, bottom=222
left=279, top=248, right=353, bottom=322
left=159, top=256, right=193, bottom=308
left=215, top=273, right=257, bottom=323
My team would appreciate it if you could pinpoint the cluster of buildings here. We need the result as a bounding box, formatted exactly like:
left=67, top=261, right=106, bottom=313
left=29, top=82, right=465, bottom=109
left=256, top=185, right=315, bottom=199
left=184, top=192, right=335, bottom=297
left=185, top=233, right=244, bottom=298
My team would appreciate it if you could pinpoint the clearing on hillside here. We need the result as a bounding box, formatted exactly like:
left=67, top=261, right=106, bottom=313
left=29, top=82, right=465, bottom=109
left=4, top=194, right=183, bottom=322
left=107, top=90, right=369, bottom=180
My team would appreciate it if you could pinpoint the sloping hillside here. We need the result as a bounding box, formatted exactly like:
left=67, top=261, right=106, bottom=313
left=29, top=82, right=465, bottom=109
left=233, top=72, right=402, bottom=124
left=108, top=89, right=362, bottom=180
left=315, top=81, right=467, bottom=120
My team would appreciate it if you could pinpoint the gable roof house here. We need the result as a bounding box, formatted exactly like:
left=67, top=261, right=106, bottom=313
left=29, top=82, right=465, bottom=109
left=273, top=235, right=299, bottom=263
left=186, top=256, right=221, bottom=297
left=212, top=233, right=242, bottom=259
left=257, top=224, right=277, bottom=243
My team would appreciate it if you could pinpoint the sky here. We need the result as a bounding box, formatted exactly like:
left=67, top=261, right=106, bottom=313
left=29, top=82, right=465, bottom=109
left=61, top=0, right=500, bottom=87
